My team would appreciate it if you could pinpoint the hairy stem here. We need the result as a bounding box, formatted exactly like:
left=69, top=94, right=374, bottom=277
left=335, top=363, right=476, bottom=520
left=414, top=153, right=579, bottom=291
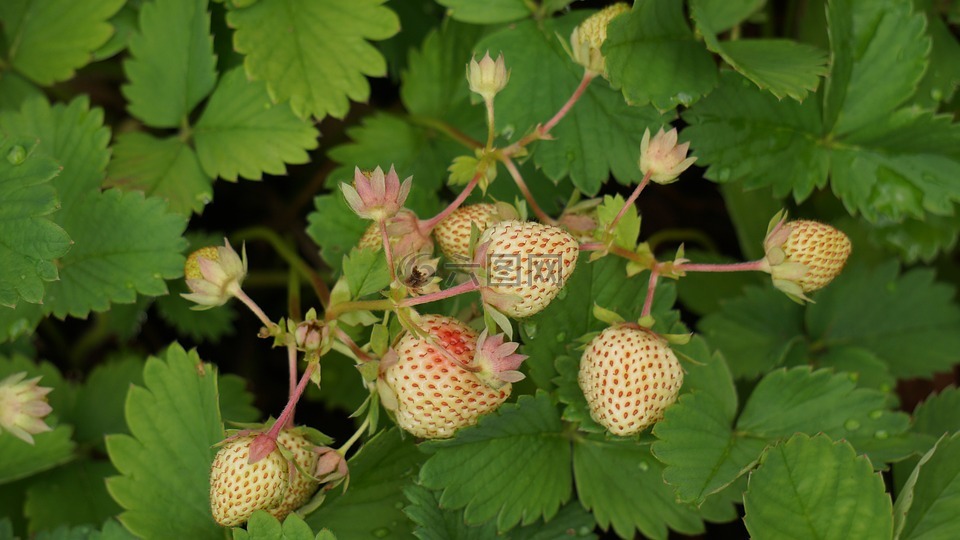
left=505, top=71, right=595, bottom=154
left=502, top=156, right=557, bottom=225
left=606, top=171, right=652, bottom=235
left=400, top=279, right=480, bottom=308
left=286, top=343, right=298, bottom=425
left=677, top=260, right=769, bottom=273
left=335, top=327, right=374, bottom=363
left=379, top=220, right=396, bottom=282
left=641, top=269, right=659, bottom=318
left=420, top=173, right=481, bottom=231
left=233, top=287, right=275, bottom=330
left=338, top=416, right=371, bottom=455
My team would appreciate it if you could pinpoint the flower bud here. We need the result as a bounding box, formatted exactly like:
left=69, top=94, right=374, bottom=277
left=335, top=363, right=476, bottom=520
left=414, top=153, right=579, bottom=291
left=340, top=165, right=412, bottom=223
left=638, top=127, right=697, bottom=184
left=182, top=239, right=247, bottom=309
left=569, top=2, right=630, bottom=76
left=0, top=372, right=53, bottom=444
left=467, top=51, right=510, bottom=102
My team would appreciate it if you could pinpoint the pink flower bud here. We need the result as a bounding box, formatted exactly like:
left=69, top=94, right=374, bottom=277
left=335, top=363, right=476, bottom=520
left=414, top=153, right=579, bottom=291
left=638, top=127, right=697, bottom=184
left=0, top=372, right=53, bottom=444
left=340, top=165, right=412, bottom=223
left=182, top=239, right=247, bottom=309
left=467, top=51, right=510, bottom=101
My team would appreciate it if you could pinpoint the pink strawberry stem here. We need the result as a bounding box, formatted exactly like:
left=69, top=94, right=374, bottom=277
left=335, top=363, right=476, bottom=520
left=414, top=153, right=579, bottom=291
left=502, top=156, right=557, bottom=225
left=379, top=220, right=396, bottom=282
left=233, top=288, right=275, bottom=331
left=606, top=171, right=652, bottom=235
left=286, top=342, right=297, bottom=405
left=400, top=279, right=480, bottom=308
left=334, top=327, right=374, bottom=363
left=641, top=268, right=659, bottom=318
left=250, top=362, right=317, bottom=463
left=420, top=173, right=481, bottom=231
left=677, top=260, right=768, bottom=273
left=503, top=71, right=595, bottom=155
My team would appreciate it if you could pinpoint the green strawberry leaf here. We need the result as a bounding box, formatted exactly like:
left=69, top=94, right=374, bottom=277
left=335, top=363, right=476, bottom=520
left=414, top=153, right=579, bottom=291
left=234, top=511, right=324, bottom=540
left=554, top=355, right=605, bottom=433
left=595, top=195, right=640, bottom=250
left=815, top=346, right=897, bottom=394
left=435, top=0, right=532, bottom=24
left=105, top=344, right=226, bottom=539
left=744, top=434, right=893, bottom=539
left=419, top=392, right=572, bottom=532
left=476, top=13, right=668, bottom=195
left=155, top=279, right=237, bottom=343
left=912, top=387, right=960, bottom=443
left=603, top=0, right=718, bottom=110
left=687, top=0, right=765, bottom=32
left=24, top=460, right=121, bottom=533
left=193, top=67, right=319, bottom=181
left=106, top=132, right=211, bottom=216
left=0, top=0, right=124, bottom=85
left=305, top=428, right=422, bottom=539
left=61, top=355, right=143, bottom=450
left=227, top=0, right=399, bottom=120
left=41, top=189, right=187, bottom=319
left=573, top=437, right=706, bottom=539
left=122, top=0, right=217, bottom=128
left=306, top=193, right=369, bottom=272
left=342, top=248, right=389, bottom=299
left=0, top=301, right=43, bottom=343
left=0, top=71, right=43, bottom=112
left=0, top=136, right=70, bottom=307
left=894, top=432, right=960, bottom=540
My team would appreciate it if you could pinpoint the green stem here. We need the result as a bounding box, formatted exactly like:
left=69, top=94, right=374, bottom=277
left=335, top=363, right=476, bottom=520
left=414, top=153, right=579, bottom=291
left=407, top=114, right=483, bottom=150
left=233, top=227, right=330, bottom=308
left=485, top=98, right=496, bottom=149
left=337, top=416, right=371, bottom=455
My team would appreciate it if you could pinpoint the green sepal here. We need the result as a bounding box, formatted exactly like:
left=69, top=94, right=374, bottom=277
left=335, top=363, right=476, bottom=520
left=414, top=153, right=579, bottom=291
left=356, top=361, right=379, bottom=384
left=370, top=324, right=389, bottom=357
left=592, top=303, right=626, bottom=325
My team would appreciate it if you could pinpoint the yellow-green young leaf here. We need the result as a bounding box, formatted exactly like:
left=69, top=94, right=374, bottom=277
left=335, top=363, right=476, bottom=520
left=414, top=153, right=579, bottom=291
left=24, top=460, right=121, bottom=533
left=0, top=137, right=71, bottom=307
left=894, top=433, right=960, bottom=540
left=0, top=0, right=124, bottom=85
left=573, top=438, right=706, bottom=539
left=435, top=0, right=532, bottom=24
left=106, top=132, right=212, bottom=216
left=595, top=195, right=640, bottom=250
left=419, top=392, right=572, bottom=532
left=41, top=189, right=187, bottom=319
left=0, top=71, right=42, bottom=112
left=122, top=0, right=218, bottom=128
left=603, top=0, right=718, bottom=110
left=744, top=434, right=893, bottom=540
left=227, top=0, right=399, bottom=120
left=476, top=14, right=668, bottom=195
left=193, top=67, right=319, bottom=181
left=306, top=429, right=422, bottom=539
left=342, top=248, right=389, bottom=299
left=105, top=345, right=226, bottom=540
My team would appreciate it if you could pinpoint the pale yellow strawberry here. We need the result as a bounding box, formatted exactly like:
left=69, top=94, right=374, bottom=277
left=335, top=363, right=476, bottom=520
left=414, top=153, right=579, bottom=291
left=209, top=435, right=288, bottom=527
left=434, top=203, right=501, bottom=262
left=780, top=220, right=852, bottom=292
left=578, top=325, right=683, bottom=436
left=266, top=430, right=320, bottom=520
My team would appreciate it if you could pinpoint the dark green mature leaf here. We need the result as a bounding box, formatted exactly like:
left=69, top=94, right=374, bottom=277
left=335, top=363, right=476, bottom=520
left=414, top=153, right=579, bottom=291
left=155, top=279, right=237, bottom=343
left=672, top=335, right=738, bottom=411
left=343, top=248, right=389, bottom=299
left=689, top=0, right=764, bottom=32
left=0, top=71, right=42, bottom=112
left=0, top=0, right=124, bottom=85
left=42, top=189, right=187, bottom=319
left=105, top=344, right=225, bottom=539
left=63, top=355, right=143, bottom=449
left=698, top=285, right=804, bottom=379
left=435, top=0, right=531, bottom=23
left=913, top=1, right=960, bottom=108
left=477, top=14, right=667, bottom=195
left=574, top=437, right=704, bottom=539
left=306, top=428, right=423, bottom=539
left=521, top=255, right=678, bottom=390
left=0, top=136, right=70, bottom=307
left=807, top=261, right=960, bottom=379
left=306, top=193, right=369, bottom=272
left=227, top=0, right=399, bottom=120
left=744, top=434, right=893, bottom=540
left=106, top=133, right=211, bottom=215
left=604, top=0, right=718, bottom=110
left=0, top=301, right=43, bottom=343
left=404, top=483, right=498, bottom=540
left=419, top=392, right=572, bottom=532
left=554, top=355, right=604, bottom=433
left=0, top=97, right=112, bottom=220
left=816, top=346, right=897, bottom=394
left=720, top=183, right=782, bottom=261
left=234, top=511, right=320, bottom=540
left=194, top=67, right=319, bottom=181
left=217, top=374, right=259, bottom=424
left=894, top=433, right=960, bottom=540
left=24, top=460, right=121, bottom=533
left=871, top=213, right=960, bottom=264
left=913, top=387, right=960, bottom=441
left=122, top=0, right=217, bottom=128
left=400, top=21, right=484, bottom=120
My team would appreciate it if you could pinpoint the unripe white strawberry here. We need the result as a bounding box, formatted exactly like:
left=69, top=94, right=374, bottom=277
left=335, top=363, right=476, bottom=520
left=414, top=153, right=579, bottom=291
left=578, top=325, right=683, bottom=436
left=266, top=430, right=320, bottom=520
left=209, top=435, right=289, bottom=527
left=476, top=220, right=579, bottom=318
left=434, top=203, right=501, bottom=262
left=762, top=215, right=851, bottom=301
left=379, top=315, right=513, bottom=439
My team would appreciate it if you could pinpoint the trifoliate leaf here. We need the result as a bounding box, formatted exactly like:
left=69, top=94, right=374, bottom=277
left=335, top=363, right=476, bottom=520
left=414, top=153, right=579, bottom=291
left=155, top=279, right=237, bottom=343
left=894, top=433, right=960, bottom=540
left=106, top=132, right=212, bottom=215
left=105, top=344, right=226, bottom=540
left=419, top=392, right=572, bottom=532
left=0, top=97, right=112, bottom=220
left=306, top=428, right=422, bottom=539
left=595, top=195, right=640, bottom=250
left=0, top=136, right=70, bottom=307
left=306, top=193, right=369, bottom=272
left=0, top=0, right=124, bottom=85
left=400, top=21, right=485, bottom=120
left=343, top=248, right=390, bottom=299
left=435, top=0, right=532, bottom=24
left=193, top=67, right=319, bottom=181
left=476, top=14, right=668, bottom=195
left=573, top=437, right=704, bottom=539
left=227, top=0, right=399, bottom=120
left=24, top=460, right=121, bottom=533
left=698, top=284, right=804, bottom=379
left=743, top=434, right=893, bottom=540
left=41, top=189, right=187, bottom=319
left=122, top=0, right=217, bottom=128
left=521, top=255, right=678, bottom=390
left=62, top=355, right=143, bottom=449
left=234, top=511, right=318, bottom=540
left=603, top=0, right=718, bottom=110
left=807, top=261, right=960, bottom=379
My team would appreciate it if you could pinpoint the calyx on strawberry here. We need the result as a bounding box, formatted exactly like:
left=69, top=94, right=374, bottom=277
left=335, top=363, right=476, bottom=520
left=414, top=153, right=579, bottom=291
left=760, top=212, right=852, bottom=302
left=357, top=209, right=434, bottom=259
left=578, top=324, right=683, bottom=436
left=266, top=429, right=321, bottom=520
left=475, top=220, right=579, bottom=318
left=209, top=434, right=289, bottom=527
left=378, top=314, right=524, bottom=439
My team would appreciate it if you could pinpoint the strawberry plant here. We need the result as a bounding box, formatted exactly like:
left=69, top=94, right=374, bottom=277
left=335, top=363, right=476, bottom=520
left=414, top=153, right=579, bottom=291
left=2, top=0, right=960, bottom=539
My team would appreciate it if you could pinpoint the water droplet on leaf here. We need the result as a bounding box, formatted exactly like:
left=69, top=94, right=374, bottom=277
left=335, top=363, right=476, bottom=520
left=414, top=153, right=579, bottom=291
left=6, top=145, right=26, bottom=165
left=844, top=419, right=860, bottom=431
left=372, top=528, right=390, bottom=538
left=869, top=410, right=883, bottom=419
left=638, top=461, right=650, bottom=472
left=874, top=430, right=888, bottom=440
